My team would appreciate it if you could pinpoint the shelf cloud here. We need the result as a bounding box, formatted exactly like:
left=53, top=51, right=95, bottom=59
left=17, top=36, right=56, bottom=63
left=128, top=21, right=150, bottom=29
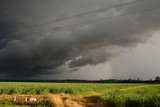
left=0, top=0, right=160, bottom=79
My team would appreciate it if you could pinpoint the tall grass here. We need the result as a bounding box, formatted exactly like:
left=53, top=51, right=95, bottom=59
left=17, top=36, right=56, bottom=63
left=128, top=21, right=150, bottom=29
left=0, top=82, right=160, bottom=107
left=97, top=85, right=160, bottom=107
left=0, top=82, right=140, bottom=95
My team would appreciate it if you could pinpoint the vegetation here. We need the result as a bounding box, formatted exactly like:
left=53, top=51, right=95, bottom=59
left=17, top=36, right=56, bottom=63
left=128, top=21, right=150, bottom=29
left=96, top=86, right=160, bottom=107
left=0, top=104, right=29, bottom=107
left=0, top=82, right=160, bottom=107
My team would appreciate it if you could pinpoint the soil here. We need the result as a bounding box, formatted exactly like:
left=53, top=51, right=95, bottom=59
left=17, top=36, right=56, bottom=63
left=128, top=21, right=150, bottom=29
left=0, top=94, right=107, bottom=107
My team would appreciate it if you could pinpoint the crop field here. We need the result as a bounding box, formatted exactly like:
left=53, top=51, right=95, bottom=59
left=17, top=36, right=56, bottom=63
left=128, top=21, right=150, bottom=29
left=0, top=82, right=160, bottom=107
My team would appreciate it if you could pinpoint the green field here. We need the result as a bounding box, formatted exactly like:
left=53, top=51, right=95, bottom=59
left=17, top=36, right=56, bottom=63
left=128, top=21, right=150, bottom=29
left=0, top=82, right=160, bottom=107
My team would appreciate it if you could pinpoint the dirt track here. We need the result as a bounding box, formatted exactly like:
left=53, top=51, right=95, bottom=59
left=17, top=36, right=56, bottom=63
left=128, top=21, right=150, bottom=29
left=0, top=94, right=106, bottom=107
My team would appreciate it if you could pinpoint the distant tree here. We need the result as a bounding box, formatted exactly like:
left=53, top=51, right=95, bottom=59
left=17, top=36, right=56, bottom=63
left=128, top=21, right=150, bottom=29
left=149, top=78, right=152, bottom=81
left=155, top=76, right=160, bottom=81
left=100, top=79, right=103, bottom=82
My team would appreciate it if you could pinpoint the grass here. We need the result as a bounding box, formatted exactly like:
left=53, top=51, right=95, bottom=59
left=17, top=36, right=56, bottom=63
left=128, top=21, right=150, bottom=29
left=97, top=88, right=160, bottom=107
left=0, top=82, right=160, bottom=107
left=0, top=82, right=144, bottom=95
left=0, top=104, right=29, bottom=107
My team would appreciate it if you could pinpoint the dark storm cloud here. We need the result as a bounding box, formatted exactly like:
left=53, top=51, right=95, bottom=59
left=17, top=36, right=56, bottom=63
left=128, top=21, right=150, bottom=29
left=0, top=0, right=160, bottom=79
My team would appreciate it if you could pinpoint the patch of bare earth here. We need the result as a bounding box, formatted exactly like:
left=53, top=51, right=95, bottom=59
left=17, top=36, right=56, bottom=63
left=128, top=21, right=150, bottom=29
left=0, top=94, right=106, bottom=107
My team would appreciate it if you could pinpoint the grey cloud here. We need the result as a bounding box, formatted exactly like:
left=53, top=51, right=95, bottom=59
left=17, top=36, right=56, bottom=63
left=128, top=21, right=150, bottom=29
left=69, top=46, right=122, bottom=68
left=0, top=0, right=160, bottom=79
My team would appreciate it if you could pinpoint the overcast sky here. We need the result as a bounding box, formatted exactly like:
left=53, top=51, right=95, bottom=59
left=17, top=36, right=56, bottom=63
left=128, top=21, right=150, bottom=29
left=0, top=0, right=160, bottom=80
